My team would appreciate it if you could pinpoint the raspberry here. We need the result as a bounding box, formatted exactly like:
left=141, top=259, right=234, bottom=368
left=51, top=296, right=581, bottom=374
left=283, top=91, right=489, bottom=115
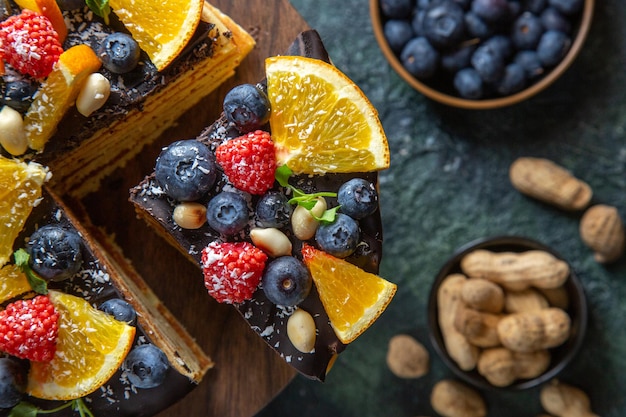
left=215, top=130, right=277, bottom=195
left=0, top=295, right=59, bottom=362
left=0, top=10, right=63, bottom=79
left=201, top=242, right=268, bottom=304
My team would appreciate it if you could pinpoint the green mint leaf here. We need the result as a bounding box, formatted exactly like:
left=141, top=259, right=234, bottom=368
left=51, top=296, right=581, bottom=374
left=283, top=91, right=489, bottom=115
left=14, top=249, right=48, bottom=295
left=275, top=165, right=293, bottom=188
left=86, top=0, right=111, bottom=24
left=9, top=402, right=39, bottom=417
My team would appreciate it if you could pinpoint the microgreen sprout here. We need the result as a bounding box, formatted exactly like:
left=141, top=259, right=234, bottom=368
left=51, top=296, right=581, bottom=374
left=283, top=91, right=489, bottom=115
left=10, top=398, right=94, bottom=417
left=275, top=165, right=340, bottom=223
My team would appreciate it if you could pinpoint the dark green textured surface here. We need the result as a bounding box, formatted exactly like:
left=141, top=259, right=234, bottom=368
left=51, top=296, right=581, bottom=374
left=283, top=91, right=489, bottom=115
left=257, top=1, right=626, bottom=416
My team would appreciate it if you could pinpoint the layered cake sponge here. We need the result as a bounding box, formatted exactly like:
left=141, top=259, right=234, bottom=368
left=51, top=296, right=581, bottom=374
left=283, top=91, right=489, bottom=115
left=0, top=157, right=212, bottom=416
left=0, top=0, right=255, bottom=198
left=131, top=30, right=396, bottom=380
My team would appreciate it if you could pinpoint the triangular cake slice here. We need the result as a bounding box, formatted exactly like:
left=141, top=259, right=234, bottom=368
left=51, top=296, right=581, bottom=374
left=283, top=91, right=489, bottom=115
left=130, top=30, right=394, bottom=381
left=0, top=177, right=212, bottom=415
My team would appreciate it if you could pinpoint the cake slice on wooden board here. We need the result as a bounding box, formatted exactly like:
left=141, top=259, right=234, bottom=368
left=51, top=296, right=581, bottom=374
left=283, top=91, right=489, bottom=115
left=1, top=0, right=255, bottom=199
left=130, top=30, right=395, bottom=381
left=0, top=156, right=212, bottom=416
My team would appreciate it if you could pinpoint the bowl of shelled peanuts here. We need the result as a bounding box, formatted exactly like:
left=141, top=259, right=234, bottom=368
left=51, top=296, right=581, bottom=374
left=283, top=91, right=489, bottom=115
left=370, top=0, right=595, bottom=109
left=427, top=236, right=587, bottom=390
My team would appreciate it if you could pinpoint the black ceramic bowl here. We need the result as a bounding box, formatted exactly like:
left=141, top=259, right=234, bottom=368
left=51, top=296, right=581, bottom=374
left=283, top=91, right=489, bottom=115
left=427, top=236, right=587, bottom=390
left=370, top=0, right=595, bottom=109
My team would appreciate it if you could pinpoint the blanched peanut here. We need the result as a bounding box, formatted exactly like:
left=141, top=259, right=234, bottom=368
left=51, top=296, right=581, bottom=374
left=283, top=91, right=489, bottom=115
left=497, top=308, right=571, bottom=353
left=250, top=227, right=292, bottom=257
left=0, top=106, right=28, bottom=155
left=76, top=73, right=111, bottom=116
left=461, top=249, right=569, bottom=291
left=386, top=334, right=429, bottom=378
left=287, top=308, right=316, bottom=353
left=173, top=202, right=206, bottom=229
left=291, top=197, right=326, bottom=240
left=437, top=274, right=479, bottom=371
left=431, top=379, right=486, bottom=417
left=461, top=278, right=504, bottom=313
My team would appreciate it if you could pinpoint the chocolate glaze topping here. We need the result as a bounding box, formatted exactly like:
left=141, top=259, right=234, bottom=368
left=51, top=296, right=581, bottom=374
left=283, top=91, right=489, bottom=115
left=129, top=30, right=384, bottom=381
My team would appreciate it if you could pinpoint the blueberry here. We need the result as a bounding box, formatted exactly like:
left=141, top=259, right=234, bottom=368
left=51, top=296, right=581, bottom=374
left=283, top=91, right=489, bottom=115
left=453, top=67, right=484, bottom=99
left=384, top=19, right=414, bottom=53
left=27, top=225, right=83, bottom=282
left=411, top=10, right=426, bottom=36
left=315, top=213, right=360, bottom=258
left=255, top=191, right=293, bottom=228
left=441, top=44, right=476, bottom=73
left=483, top=35, right=514, bottom=60
left=337, top=178, right=378, bottom=220
left=2, top=79, right=37, bottom=114
left=123, top=344, right=170, bottom=389
left=99, top=298, right=137, bottom=325
left=464, top=11, right=494, bottom=39
left=496, top=63, right=527, bottom=95
left=471, top=0, right=511, bottom=22
left=380, top=0, right=414, bottom=18
left=223, top=84, right=271, bottom=133
left=537, top=30, right=571, bottom=66
left=471, top=42, right=506, bottom=83
left=540, top=7, right=572, bottom=33
left=206, top=191, right=249, bottom=235
left=511, top=12, right=544, bottom=50
left=155, top=140, right=217, bottom=201
left=0, top=358, right=26, bottom=409
left=548, top=0, right=583, bottom=15
left=423, top=0, right=466, bottom=48
left=98, top=33, right=141, bottom=74
left=262, top=256, right=312, bottom=307
left=400, top=37, right=440, bottom=79
left=514, top=50, right=545, bottom=80
left=523, top=0, right=547, bottom=14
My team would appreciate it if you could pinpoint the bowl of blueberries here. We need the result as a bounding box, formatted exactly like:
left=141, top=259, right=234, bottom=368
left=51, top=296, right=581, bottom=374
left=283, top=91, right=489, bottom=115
left=370, top=0, right=594, bottom=109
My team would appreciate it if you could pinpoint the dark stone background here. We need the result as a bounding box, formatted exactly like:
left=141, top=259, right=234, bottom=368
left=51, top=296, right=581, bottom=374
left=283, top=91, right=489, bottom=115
left=257, top=1, right=626, bottom=416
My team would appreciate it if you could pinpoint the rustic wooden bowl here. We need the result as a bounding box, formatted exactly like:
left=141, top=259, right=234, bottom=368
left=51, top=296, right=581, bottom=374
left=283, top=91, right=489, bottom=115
left=370, top=0, right=595, bottom=109
left=427, top=236, right=587, bottom=390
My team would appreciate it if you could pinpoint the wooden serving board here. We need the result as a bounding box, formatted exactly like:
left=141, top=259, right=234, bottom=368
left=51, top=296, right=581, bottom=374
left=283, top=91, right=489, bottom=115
left=80, top=1, right=309, bottom=416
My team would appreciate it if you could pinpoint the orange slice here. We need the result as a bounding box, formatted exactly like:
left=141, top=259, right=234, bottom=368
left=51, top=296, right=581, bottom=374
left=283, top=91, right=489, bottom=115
left=108, top=0, right=204, bottom=71
left=0, top=264, right=32, bottom=304
left=301, top=244, right=396, bottom=344
left=23, top=44, right=101, bottom=151
left=13, top=0, right=68, bottom=42
left=266, top=56, right=390, bottom=174
left=0, top=156, right=48, bottom=267
left=27, top=290, right=136, bottom=400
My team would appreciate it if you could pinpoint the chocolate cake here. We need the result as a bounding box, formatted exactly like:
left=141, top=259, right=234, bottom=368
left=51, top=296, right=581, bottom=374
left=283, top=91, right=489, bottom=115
left=130, top=30, right=391, bottom=381
left=17, top=187, right=213, bottom=417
